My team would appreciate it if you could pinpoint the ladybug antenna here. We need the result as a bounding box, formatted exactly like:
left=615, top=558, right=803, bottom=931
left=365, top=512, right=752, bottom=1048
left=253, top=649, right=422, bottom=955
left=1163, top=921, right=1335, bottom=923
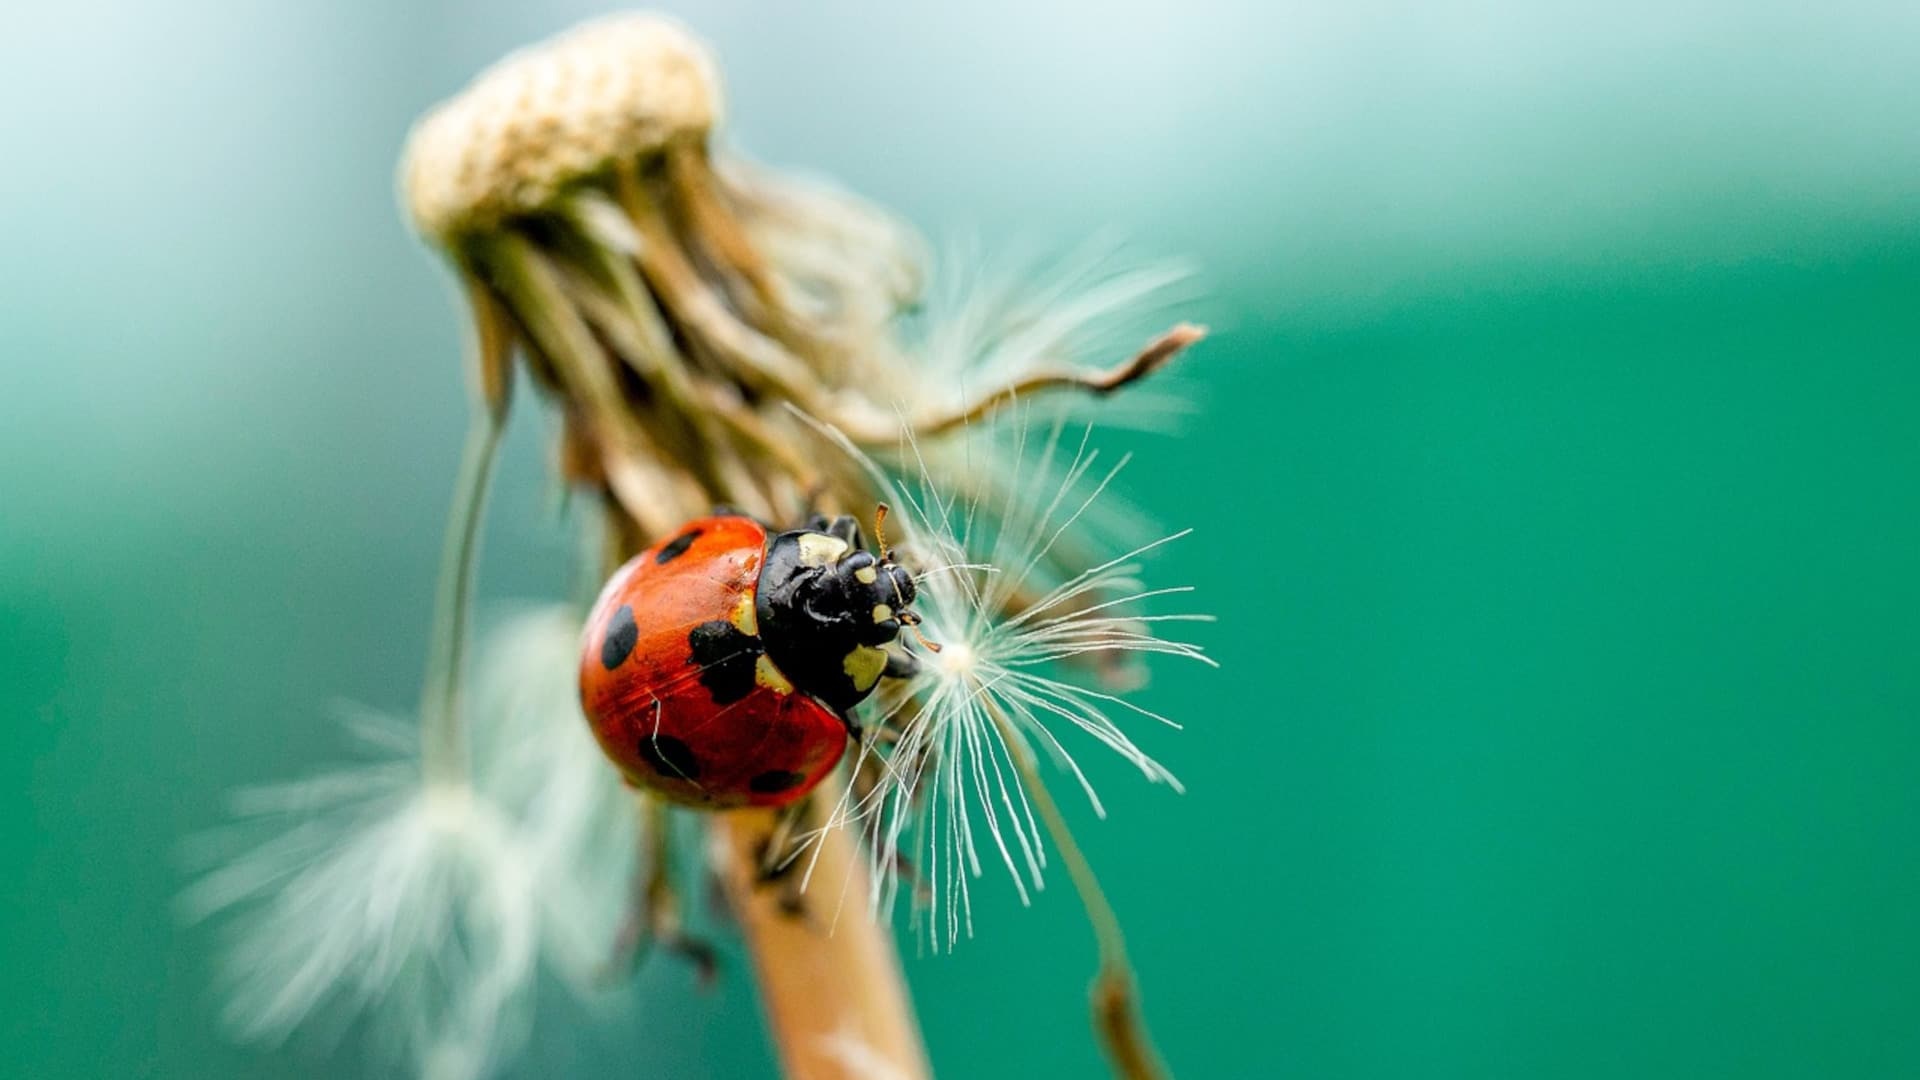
left=873, top=502, right=893, bottom=561
left=898, top=609, right=943, bottom=654
left=874, top=503, right=942, bottom=653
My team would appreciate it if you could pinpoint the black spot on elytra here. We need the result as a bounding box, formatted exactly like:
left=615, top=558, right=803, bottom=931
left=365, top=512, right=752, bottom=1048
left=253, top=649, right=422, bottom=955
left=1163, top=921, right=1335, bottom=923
left=636, top=733, right=701, bottom=781
left=687, top=620, right=764, bottom=705
left=749, top=769, right=806, bottom=795
left=601, top=604, right=639, bottom=670
left=655, top=528, right=703, bottom=565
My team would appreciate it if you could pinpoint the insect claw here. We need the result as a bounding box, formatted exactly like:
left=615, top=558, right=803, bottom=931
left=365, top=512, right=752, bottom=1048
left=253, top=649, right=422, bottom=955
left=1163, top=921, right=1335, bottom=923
left=751, top=801, right=820, bottom=920
left=677, top=936, right=722, bottom=987
left=601, top=917, right=720, bottom=987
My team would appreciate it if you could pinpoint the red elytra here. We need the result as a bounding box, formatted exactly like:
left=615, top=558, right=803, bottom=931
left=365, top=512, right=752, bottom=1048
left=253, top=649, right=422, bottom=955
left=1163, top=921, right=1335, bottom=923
left=578, top=515, right=849, bottom=809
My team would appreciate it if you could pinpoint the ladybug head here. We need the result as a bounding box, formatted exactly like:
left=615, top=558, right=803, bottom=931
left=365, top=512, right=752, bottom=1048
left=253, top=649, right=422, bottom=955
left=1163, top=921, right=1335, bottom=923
left=754, top=508, right=923, bottom=714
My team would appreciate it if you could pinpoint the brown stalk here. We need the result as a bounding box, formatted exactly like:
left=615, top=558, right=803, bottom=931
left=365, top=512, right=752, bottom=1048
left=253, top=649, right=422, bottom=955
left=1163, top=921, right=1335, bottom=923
left=712, top=802, right=931, bottom=1080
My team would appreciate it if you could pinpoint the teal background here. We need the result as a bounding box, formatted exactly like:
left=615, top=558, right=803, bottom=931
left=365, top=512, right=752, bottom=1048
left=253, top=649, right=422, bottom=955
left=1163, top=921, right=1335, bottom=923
left=4, top=2, right=1919, bottom=1077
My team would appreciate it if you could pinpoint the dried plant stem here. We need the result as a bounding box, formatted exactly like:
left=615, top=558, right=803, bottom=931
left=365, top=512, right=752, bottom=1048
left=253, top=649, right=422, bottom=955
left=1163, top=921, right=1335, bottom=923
left=712, top=798, right=930, bottom=1080
left=901, top=323, right=1207, bottom=441
left=990, top=707, right=1171, bottom=1080
left=418, top=364, right=508, bottom=788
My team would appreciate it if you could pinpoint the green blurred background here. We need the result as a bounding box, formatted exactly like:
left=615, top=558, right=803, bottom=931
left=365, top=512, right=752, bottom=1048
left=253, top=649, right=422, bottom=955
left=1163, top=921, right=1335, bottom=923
left=4, top=2, right=1918, bottom=1077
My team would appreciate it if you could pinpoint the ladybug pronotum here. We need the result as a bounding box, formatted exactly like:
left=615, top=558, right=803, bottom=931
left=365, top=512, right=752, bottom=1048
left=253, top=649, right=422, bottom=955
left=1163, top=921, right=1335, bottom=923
left=579, top=511, right=922, bottom=809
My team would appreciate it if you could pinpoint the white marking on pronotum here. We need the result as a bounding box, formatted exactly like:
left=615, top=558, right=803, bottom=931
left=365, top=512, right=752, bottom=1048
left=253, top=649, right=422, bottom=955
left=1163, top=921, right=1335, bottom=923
left=797, top=533, right=851, bottom=567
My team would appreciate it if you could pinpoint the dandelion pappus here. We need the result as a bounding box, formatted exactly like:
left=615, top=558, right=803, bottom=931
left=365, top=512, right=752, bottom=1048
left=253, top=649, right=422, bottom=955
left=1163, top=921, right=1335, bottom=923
left=579, top=508, right=930, bottom=809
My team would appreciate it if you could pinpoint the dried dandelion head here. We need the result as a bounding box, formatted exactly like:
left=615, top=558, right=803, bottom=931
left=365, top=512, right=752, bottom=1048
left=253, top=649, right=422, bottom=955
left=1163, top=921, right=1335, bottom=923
left=397, top=13, right=921, bottom=545
left=197, top=12, right=1211, bottom=1080
left=397, top=11, right=1196, bottom=544
left=402, top=15, right=722, bottom=240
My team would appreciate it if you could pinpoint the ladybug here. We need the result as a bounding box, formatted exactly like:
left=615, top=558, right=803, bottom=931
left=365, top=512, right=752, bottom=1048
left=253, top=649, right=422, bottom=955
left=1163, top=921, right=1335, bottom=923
left=579, top=510, right=923, bottom=809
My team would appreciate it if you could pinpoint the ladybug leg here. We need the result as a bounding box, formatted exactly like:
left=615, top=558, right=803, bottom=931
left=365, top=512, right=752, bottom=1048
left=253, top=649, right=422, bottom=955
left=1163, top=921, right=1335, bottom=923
left=605, top=796, right=719, bottom=985
left=882, top=647, right=920, bottom=681
left=753, top=800, right=815, bottom=919
left=796, top=478, right=830, bottom=520
left=846, top=733, right=926, bottom=900
left=790, top=512, right=865, bottom=553
left=847, top=734, right=890, bottom=817
left=823, top=514, right=866, bottom=550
